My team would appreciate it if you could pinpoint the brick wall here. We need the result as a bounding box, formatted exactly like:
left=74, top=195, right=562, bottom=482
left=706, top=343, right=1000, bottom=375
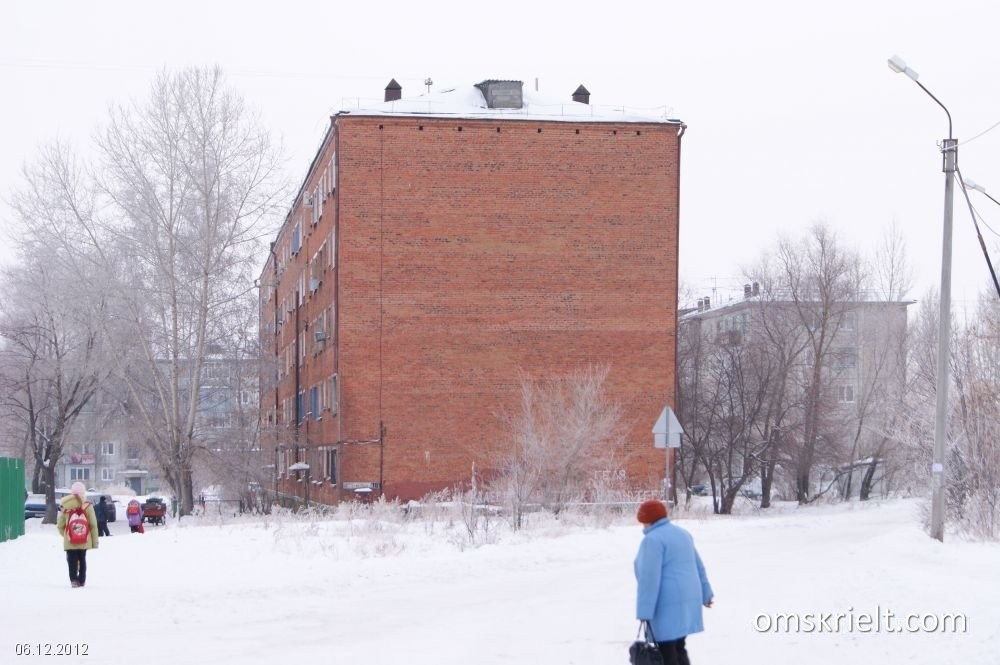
left=332, top=116, right=680, bottom=500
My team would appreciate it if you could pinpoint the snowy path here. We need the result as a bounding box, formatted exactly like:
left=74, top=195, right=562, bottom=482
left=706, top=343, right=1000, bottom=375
left=2, top=499, right=997, bottom=664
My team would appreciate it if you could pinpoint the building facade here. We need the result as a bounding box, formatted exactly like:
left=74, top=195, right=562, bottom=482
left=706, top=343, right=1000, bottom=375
left=678, top=290, right=912, bottom=498
left=260, top=79, right=684, bottom=502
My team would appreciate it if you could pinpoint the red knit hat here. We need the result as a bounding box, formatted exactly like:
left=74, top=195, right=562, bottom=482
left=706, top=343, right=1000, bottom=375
left=637, top=499, right=668, bottom=524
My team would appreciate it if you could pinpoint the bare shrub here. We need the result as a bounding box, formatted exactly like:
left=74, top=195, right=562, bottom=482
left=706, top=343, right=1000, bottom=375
left=491, top=366, right=624, bottom=529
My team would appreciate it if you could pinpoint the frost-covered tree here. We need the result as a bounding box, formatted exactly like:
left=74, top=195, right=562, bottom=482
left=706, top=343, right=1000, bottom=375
left=493, top=366, right=623, bottom=528
left=0, top=201, right=108, bottom=522
left=4, top=68, right=285, bottom=517
left=91, top=67, right=284, bottom=515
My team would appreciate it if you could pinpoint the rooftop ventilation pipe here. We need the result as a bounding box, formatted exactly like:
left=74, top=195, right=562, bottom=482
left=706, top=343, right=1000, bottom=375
left=384, top=78, right=402, bottom=102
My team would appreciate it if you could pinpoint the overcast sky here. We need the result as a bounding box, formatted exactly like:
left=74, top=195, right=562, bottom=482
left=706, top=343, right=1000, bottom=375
left=4, top=0, right=1000, bottom=312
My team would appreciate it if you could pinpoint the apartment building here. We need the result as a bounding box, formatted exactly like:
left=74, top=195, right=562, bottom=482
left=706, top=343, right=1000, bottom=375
left=260, top=79, right=685, bottom=502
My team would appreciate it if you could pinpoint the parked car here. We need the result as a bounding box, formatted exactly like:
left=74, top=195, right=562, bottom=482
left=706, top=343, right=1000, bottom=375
left=53, top=489, right=117, bottom=521
left=689, top=484, right=710, bottom=496
left=24, top=494, right=50, bottom=519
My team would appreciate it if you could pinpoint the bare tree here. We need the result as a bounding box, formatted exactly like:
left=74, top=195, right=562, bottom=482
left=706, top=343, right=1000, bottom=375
left=775, top=223, right=863, bottom=502
left=492, top=366, right=624, bottom=529
left=5, top=69, right=285, bottom=516
left=0, top=253, right=107, bottom=522
left=948, top=294, right=1000, bottom=538
left=84, top=67, right=284, bottom=516
left=743, top=261, right=810, bottom=508
left=872, top=221, right=914, bottom=302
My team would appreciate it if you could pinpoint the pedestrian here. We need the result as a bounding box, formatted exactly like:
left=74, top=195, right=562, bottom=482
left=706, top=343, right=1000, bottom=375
left=56, top=482, right=99, bottom=588
left=126, top=499, right=144, bottom=533
left=634, top=499, right=714, bottom=665
left=94, top=496, right=112, bottom=537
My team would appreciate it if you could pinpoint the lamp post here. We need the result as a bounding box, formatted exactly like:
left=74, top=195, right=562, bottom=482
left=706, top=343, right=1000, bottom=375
left=888, top=55, right=954, bottom=542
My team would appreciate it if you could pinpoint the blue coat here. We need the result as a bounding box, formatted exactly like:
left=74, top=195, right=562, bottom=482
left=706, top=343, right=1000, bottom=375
left=634, top=518, right=713, bottom=642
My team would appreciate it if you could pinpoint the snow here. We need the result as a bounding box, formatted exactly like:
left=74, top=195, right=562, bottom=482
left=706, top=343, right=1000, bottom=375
left=2, top=499, right=997, bottom=665
left=340, top=82, right=679, bottom=124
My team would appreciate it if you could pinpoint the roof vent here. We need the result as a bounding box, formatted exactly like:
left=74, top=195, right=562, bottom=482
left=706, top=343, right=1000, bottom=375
left=475, top=80, right=523, bottom=109
left=572, top=84, right=590, bottom=104
left=384, top=78, right=402, bottom=102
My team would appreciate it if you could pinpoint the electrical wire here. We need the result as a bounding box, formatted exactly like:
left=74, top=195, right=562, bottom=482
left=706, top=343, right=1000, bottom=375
left=955, top=168, right=1000, bottom=300
left=959, top=118, right=1000, bottom=147
left=965, top=201, right=1000, bottom=241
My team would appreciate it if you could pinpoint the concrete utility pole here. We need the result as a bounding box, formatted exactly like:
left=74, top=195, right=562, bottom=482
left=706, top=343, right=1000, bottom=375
left=931, top=136, right=956, bottom=542
left=888, top=55, right=954, bottom=542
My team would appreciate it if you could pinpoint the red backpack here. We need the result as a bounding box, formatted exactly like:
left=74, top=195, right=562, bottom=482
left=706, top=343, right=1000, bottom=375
left=66, top=503, right=91, bottom=545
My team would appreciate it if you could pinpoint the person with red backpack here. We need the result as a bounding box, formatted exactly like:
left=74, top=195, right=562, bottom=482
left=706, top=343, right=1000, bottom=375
left=126, top=499, right=144, bottom=533
left=56, top=482, right=99, bottom=588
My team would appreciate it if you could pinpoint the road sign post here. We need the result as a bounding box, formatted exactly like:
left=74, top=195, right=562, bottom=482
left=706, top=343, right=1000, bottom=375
left=652, top=407, right=683, bottom=505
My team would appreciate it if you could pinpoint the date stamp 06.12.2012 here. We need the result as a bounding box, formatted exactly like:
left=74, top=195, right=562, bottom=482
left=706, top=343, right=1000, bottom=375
left=15, top=643, right=89, bottom=657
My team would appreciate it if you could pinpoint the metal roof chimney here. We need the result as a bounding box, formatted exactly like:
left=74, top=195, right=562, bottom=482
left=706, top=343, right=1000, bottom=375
left=475, top=80, right=524, bottom=109
left=384, top=78, right=402, bottom=102
left=572, top=84, right=590, bottom=104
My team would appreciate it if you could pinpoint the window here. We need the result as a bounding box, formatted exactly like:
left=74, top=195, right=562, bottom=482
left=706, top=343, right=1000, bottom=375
left=315, top=185, right=322, bottom=222
left=101, top=468, right=115, bottom=482
left=833, top=347, right=858, bottom=369
left=838, top=385, right=855, bottom=403
left=329, top=229, right=336, bottom=268
left=100, top=442, right=115, bottom=456
left=70, top=467, right=90, bottom=482
left=296, top=392, right=305, bottom=424
left=841, top=311, right=856, bottom=332
left=324, top=447, right=338, bottom=483
left=313, top=309, right=329, bottom=355
left=291, top=222, right=302, bottom=254
left=310, top=386, right=320, bottom=420
left=127, top=446, right=139, bottom=459
left=311, top=243, right=326, bottom=289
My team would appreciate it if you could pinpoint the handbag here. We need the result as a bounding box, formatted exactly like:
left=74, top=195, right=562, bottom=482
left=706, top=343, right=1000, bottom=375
left=629, top=620, right=663, bottom=665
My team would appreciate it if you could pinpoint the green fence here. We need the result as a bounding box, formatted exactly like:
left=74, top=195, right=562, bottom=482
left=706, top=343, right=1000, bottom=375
left=1, top=457, right=26, bottom=543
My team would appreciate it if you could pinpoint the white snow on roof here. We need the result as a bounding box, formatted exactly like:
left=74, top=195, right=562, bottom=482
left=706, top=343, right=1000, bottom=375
left=338, top=82, right=680, bottom=125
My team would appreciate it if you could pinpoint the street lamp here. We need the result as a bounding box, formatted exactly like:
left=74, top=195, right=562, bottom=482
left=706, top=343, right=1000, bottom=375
left=889, top=54, right=955, bottom=542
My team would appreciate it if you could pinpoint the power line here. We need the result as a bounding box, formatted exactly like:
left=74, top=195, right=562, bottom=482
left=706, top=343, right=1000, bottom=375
left=955, top=168, right=1000, bottom=300
left=959, top=118, right=1000, bottom=147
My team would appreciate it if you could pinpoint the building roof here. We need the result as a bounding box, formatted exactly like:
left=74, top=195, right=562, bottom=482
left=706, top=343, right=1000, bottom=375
left=338, top=81, right=681, bottom=125
left=680, top=298, right=917, bottom=322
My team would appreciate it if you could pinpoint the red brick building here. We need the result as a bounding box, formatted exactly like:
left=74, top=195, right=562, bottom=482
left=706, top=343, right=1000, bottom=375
left=259, top=79, right=684, bottom=503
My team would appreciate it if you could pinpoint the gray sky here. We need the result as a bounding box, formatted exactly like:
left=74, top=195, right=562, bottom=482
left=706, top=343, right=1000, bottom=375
left=4, top=0, right=1000, bottom=311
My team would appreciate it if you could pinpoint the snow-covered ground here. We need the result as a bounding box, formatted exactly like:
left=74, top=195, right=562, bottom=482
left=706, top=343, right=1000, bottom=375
left=2, top=499, right=996, bottom=665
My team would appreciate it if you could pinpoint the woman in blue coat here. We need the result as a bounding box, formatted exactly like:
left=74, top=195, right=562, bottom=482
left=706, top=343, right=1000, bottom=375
left=634, top=499, right=713, bottom=665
